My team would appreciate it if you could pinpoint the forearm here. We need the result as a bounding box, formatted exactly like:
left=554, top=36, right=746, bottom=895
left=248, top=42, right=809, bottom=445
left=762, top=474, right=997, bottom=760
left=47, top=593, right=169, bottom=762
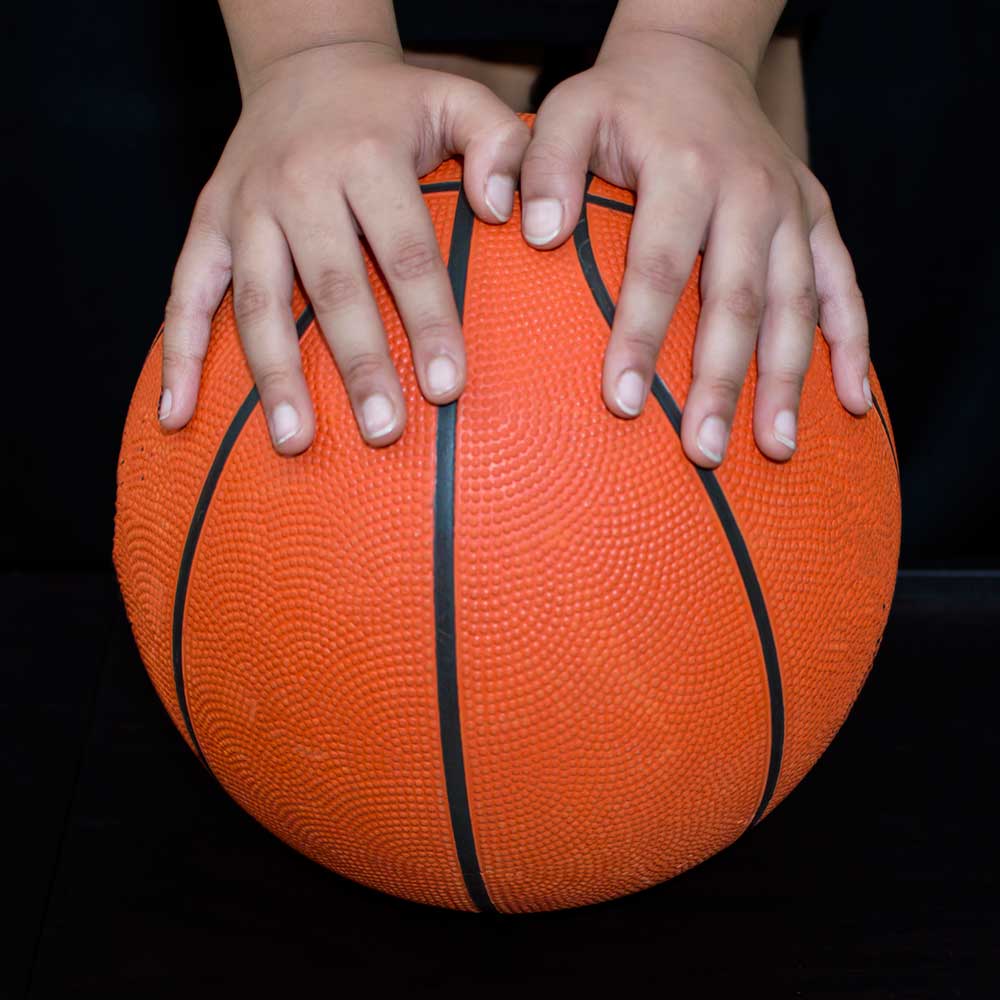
left=756, top=34, right=808, bottom=162
left=603, top=0, right=786, bottom=80
left=218, top=0, right=401, bottom=95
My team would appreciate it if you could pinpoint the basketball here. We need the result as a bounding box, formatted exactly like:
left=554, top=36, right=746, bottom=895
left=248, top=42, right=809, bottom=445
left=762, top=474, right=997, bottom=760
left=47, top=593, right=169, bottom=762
left=113, top=150, right=901, bottom=913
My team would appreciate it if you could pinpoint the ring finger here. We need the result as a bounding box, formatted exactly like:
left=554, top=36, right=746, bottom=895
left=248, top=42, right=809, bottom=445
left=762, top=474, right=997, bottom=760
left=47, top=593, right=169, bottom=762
left=282, top=196, right=408, bottom=445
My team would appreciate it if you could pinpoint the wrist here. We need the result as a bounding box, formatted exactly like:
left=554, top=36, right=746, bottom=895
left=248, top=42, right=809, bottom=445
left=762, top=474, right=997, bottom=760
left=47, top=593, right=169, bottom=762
left=236, top=38, right=402, bottom=101
left=601, top=0, right=785, bottom=81
left=218, top=0, right=401, bottom=98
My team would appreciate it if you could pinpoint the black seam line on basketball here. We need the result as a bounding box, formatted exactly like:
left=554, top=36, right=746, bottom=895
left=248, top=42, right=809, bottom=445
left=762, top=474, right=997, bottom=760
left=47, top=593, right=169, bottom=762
left=869, top=392, right=900, bottom=484
left=171, top=304, right=316, bottom=764
left=573, top=177, right=785, bottom=826
left=435, top=189, right=497, bottom=914
left=421, top=181, right=462, bottom=193
left=584, top=193, right=635, bottom=215
left=584, top=185, right=899, bottom=493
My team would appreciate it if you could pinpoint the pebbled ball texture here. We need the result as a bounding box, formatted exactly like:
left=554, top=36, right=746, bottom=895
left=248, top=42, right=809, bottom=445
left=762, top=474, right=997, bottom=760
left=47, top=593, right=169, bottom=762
left=113, top=129, right=901, bottom=914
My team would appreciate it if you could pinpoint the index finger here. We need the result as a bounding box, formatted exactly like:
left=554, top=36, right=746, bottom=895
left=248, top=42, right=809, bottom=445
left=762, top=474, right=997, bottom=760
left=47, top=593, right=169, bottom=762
left=344, top=160, right=467, bottom=406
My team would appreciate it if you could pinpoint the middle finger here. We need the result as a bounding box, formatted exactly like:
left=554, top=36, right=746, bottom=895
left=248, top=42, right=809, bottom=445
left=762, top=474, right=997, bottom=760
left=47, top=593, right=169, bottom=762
left=682, top=190, right=779, bottom=468
left=344, top=159, right=467, bottom=407
left=602, top=167, right=710, bottom=419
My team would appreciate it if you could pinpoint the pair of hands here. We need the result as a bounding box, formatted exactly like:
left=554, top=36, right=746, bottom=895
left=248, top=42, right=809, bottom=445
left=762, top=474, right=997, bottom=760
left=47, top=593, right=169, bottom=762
left=158, top=30, right=871, bottom=469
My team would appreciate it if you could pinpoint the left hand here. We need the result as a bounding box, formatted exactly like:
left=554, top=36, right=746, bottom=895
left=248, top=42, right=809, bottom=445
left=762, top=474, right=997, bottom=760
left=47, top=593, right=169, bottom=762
left=518, top=28, right=872, bottom=468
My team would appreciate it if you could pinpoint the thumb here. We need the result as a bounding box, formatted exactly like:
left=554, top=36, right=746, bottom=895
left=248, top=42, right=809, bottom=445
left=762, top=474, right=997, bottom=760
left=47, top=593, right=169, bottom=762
left=435, top=78, right=532, bottom=224
left=518, top=89, right=598, bottom=248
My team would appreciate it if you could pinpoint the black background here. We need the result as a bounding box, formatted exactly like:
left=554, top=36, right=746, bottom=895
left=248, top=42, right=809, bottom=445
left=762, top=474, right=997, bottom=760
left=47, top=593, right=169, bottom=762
left=4, top=1, right=999, bottom=995
left=4, top=0, right=999, bottom=569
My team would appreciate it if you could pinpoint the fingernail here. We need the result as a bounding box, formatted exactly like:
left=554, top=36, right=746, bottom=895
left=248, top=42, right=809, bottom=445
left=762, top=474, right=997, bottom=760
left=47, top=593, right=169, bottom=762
left=158, top=387, right=172, bottom=421
left=615, top=369, right=647, bottom=416
left=697, top=415, right=729, bottom=464
left=427, top=355, right=458, bottom=396
left=270, top=401, right=300, bottom=445
left=522, top=198, right=563, bottom=245
left=361, top=393, right=396, bottom=438
left=773, top=409, right=797, bottom=450
left=862, top=376, right=873, bottom=410
left=484, top=174, right=515, bottom=223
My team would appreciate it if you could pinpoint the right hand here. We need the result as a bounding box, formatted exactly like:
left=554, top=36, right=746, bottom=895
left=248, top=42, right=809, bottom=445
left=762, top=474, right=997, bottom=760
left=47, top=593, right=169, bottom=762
left=158, top=41, right=530, bottom=452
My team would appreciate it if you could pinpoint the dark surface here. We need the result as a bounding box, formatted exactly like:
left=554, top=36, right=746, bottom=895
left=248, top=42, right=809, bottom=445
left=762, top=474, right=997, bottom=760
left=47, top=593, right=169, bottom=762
left=6, top=571, right=997, bottom=997
left=5, top=0, right=1000, bottom=569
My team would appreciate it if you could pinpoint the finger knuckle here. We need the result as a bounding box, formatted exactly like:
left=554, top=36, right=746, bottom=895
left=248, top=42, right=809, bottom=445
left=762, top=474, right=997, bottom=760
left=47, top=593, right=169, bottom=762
left=674, top=143, right=711, bottom=182
left=388, top=235, right=441, bottom=283
left=311, top=266, right=363, bottom=312
left=742, top=162, right=778, bottom=198
left=166, top=273, right=223, bottom=324
left=232, top=173, right=267, bottom=215
left=342, top=350, right=390, bottom=389
left=470, top=113, right=532, bottom=163
left=770, top=159, right=802, bottom=198
left=621, top=328, right=664, bottom=361
left=163, top=292, right=195, bottom=326
left=784, top=287, right=820, bottom=326
left=699, top=372, right=745, bottom=400
left=273, top=147, right=318, bottom=196
left=521, top=137, right=578, bottom=179
left=454, top=77, right=496, bottom=107
left=820, top=278, right=865, bottom=315
left=164, top=298, right=210, bottom=339
left=766, top=365, right=807, bottom=393
left=348, top=135, right=392, bottom=171
left=808, top=178, right=833, bottom=220
left=497, top=115, right=532, bottom=148
left=720, top=285, right=764, bottom=327
left=629, top=249, right=690, bottom=297
left=233, top=280, right=272, bottom=325
left=192, top=181, right=224, bottom=230
left=406, top=311, right=458, bottom=346
left=253, top=360, right=296, bottom=394
left=160, top=345, right=205, bottom=371
left=537, top=75, right=578, bottom=105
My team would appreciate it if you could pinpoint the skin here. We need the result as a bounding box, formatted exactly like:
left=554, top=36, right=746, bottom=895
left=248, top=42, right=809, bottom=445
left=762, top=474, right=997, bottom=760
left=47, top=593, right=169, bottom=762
left=161, top=2, right=530, bottom=449
left=402, top=46, right=542, bottom=114
left=160, top=0, right=871, bottom=470
left=402, top=35, right=809, bottom=165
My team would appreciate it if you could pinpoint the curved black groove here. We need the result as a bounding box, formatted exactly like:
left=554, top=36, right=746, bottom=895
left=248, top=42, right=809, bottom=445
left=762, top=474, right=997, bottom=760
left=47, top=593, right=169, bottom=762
left=421, top=181, right=462, bottom=194
left=584, top=193, right=635, bottom=215
left=172, top=305, right=315, bottom=762
left=435, top=190, right=497, bottom=913
left=869, top=392, right=900, bottom=484
left=585, top=185, right=899, bottom=482
left=573, top=180, right=784, bottom=826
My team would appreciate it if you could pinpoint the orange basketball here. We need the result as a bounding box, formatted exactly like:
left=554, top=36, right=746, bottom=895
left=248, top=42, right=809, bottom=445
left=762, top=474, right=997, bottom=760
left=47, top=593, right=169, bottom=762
left=113, top=142, right=901, bottom=914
